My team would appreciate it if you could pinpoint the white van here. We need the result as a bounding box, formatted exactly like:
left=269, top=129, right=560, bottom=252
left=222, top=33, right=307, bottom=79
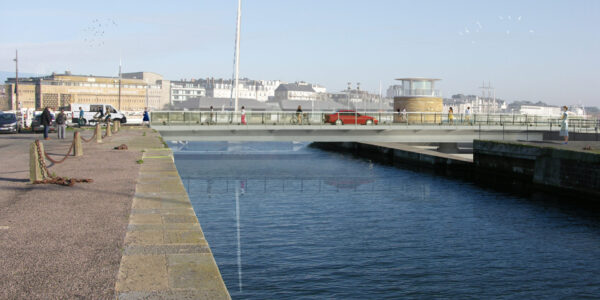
left=70, top=103, right=127, bottom=125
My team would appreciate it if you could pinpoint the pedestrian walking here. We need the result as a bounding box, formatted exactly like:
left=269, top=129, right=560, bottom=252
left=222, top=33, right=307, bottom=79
left=448, top=107, right=454, bottom=125
left=560, top=106, right=569, bottom=144
left=142, top=107, right=150, bottom=126
left=241, top=106, right=247, bottom=125
left=209, top=106, right=214, bottom=124
left=41, top=107, right=52, bottom=140
left=401, top=108, right=407, bottom=123
left=465, top=106, right=471, bottom=125
left=78, top=107, right=84, bottom=127
left=56, top=108, right=67, bottom=139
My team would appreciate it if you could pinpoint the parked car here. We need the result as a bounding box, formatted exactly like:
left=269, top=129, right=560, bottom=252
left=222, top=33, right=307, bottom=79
left=31, top=113, right=56, bottom=133
left=324, top=110, right=378, bottom=125
left=0, top=113, right=19, bottom=133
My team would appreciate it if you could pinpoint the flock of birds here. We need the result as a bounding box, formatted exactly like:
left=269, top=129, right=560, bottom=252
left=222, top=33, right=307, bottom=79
left=82, top=18, right=118, bottom=48
left=458, top=15, right=535, bottom=44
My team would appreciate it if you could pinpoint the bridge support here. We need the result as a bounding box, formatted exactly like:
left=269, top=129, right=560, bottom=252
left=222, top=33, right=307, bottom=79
left=437, top=143, right=460, bottom=153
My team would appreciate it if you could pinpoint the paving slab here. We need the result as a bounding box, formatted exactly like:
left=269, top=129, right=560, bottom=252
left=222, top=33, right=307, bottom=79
left=115, top=141, right=230, bottom=299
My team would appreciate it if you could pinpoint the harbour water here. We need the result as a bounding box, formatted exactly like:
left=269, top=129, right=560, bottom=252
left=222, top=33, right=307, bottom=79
left=173, top=141, right=600, bottom=299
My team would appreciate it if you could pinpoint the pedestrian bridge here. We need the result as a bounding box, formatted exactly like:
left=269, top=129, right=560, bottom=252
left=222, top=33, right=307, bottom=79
left=150, top=111, right=596, bottom=143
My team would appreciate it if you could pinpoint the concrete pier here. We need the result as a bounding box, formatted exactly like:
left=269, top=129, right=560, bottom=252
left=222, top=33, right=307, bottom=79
left=116, top=147, right=230, bottom=299
left=474, top=140, right=600, bottom=196
left=314, top=140, right=600, bottom=197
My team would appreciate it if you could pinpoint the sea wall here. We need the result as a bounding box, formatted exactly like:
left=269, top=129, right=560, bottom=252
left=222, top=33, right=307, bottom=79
left=474, top=140, right=600, bottom=196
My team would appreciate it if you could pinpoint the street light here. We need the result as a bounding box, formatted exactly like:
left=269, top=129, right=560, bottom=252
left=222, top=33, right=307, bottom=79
left=347, top=82, right=351, bottom=110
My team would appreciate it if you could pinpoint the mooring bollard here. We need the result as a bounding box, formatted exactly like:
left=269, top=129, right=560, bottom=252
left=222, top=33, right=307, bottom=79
left=114, top=120, right=120, bottom=133
left=106, top=122, right=112, bottom=137
left=30, top=141, right=45, bottom=183
left=74, top=131, right=83, bottom=157
left=95, top=123, right=103, bottom=143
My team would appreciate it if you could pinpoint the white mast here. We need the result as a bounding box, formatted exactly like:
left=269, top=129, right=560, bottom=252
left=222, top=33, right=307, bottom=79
left=234, top=0, right=242, bottom=112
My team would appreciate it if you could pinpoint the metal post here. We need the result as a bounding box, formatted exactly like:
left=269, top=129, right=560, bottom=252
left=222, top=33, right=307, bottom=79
left=118, top=60, right=122, bottom=110
left=14, top=50, right=19, bottom=113
left=234, top=0, right=242, bottom=112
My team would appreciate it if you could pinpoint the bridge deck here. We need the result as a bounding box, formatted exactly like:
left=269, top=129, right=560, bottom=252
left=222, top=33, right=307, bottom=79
left=152, top=124, right=560, bottom=142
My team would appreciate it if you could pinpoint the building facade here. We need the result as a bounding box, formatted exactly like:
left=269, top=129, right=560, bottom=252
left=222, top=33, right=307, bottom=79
left=170, top=80, right=206, bottom=105
left=393, top=78, right=443, bottom=123
left=122, top=72, right=170, bottom=110
left=4, top=73, right=155, bottom=112
left=0, top=84, right=9, bottom=111
left=274, top=82, right=317, bottom=101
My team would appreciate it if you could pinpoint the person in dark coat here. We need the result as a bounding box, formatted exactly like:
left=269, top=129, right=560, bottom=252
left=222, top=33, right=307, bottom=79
left=41, top=107, right=52, bottom=140
left=142, top=107, right=150, bottom=126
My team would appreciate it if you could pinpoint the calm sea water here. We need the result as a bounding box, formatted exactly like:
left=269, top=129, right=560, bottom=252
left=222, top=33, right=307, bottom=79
left=172, top=141, right=600, bottom=299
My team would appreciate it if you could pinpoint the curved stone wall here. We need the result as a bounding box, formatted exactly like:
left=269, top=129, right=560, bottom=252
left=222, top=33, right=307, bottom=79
left=394, top=96, right=443, bottom=123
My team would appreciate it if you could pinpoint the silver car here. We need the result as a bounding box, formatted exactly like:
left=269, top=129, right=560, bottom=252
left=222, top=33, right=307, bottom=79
left=0, top=113, right=19, bottom=133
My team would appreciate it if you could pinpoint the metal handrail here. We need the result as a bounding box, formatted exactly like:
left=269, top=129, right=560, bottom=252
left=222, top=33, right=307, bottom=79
left=150, top=111, right=598, bottom=129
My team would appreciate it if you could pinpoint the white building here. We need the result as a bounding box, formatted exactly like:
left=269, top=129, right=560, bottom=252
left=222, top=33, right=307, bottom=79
left=202, top=78, right=283, bottom=102
left=274, top=82, right=317, bottom=101
left=386, top=85, right=402, bottom=98
left=170, top=80, right=206, bottom=104
left=519, top=105, right=562, bottom=116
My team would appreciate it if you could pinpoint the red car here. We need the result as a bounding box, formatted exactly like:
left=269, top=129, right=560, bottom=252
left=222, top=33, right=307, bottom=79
left=324, top=110, right=378, bottom=125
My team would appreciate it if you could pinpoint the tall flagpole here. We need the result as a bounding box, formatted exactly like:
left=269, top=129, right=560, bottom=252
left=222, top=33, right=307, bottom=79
left=234, top=0, right=242, bottom=112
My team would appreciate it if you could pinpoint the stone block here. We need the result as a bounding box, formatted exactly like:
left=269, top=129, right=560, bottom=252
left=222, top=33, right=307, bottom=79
left=116, top=255, right=169, bottom=292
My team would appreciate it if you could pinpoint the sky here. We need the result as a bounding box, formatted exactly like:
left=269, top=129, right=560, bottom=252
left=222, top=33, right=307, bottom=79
left=0, top=0, right=599, bottom=106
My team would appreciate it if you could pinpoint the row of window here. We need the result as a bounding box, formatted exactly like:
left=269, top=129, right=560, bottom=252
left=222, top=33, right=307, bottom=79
left=43, top=81, right=157, bottom=89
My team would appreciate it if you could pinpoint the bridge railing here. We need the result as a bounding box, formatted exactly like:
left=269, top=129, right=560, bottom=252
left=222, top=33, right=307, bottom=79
left=150, top=111, right=598, bottom=130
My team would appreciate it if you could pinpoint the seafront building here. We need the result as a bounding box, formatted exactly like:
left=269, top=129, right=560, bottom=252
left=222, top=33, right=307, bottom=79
left=200, top=78, right=282, bottom=102
left=4, top=72, right=171, bottom=112
left=169, top=80, right=206, bottom=105
left=393, top=78, right=443, bottom=122
left=274, top=82, right=317, bottom=101
left=0, top=84, right=10, bottom=111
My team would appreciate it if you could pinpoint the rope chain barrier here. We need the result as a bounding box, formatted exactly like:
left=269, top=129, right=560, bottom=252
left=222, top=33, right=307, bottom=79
left=43, top=139, right=76, bottom=164
left=80, top=128, right=97, bottom=143
left=33, top=140, right=93, bottom=186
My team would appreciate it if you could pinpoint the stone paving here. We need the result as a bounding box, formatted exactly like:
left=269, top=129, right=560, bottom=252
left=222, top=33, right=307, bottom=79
left=0, top=126, right=229, bottom=299
left=115, top=147, right=230, bottom=299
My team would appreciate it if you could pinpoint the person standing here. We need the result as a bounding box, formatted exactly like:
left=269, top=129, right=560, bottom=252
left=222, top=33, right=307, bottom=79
left=296, top=105, right=303, bottom=124
left=241, top=106, right=247, bottom=125
left=78, top=106, right=85, bottom=127
left=401, top=108, right=407, bottom=123
left=448, top=107, right=454, bottom=125
left=209, top=106, right=214, bottom=124
left=142, top=107, right=150, bottom=126
left=465, top=106, right=471, bottom=125
left=41, top=107, right=52, bottom=140
left=56, top=108, right=67, bottom=139
left=560, top=106, right=569, bottom=144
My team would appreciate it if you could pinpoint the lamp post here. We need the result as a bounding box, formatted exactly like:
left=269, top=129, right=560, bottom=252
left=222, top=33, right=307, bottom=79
left=347, top=82, right=351, bottom=110
left=13, top=49, right=19, bottom=112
